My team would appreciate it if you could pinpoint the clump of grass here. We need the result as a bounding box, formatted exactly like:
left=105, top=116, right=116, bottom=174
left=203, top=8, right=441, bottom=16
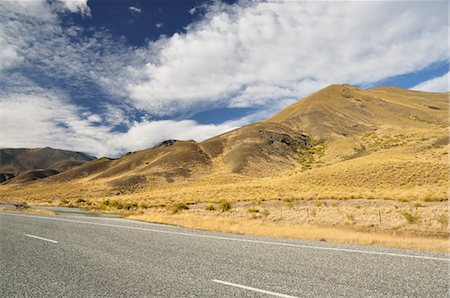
left=123, top=203, right=138, bottom=210
left=345, top=213, right=355, bottom=223
left=400, top=210, right=420, bottom=224
left=246, top=207, right=260, bottom=214
left=75, top=198, right=87, bottom=204
left=139, top=203, right=148, bottom=210
left=421, top=194, right=444, bottom=202
left=435, top=214, right=448, bottom=226
left=354, top=204, right=362, bottom=209
left=314, top=201, right=322, bottom=208
left=60, top=198, right=69, bottom=204
left=205, top=204, right=216, bottom=211
left=396, top=197, right=409, bottom=203
left=262, top=209, right=270, bottom=217
left=168, top=203, right=189, bottom=214
left=219, top=200, right=231, bottom=212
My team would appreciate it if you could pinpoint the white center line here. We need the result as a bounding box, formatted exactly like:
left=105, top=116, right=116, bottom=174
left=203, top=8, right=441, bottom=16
left=2, top=213, right=449, bottom=262
left=26, top=234, right=58, bottom=244
left=213, top=279, right=298, bottom=298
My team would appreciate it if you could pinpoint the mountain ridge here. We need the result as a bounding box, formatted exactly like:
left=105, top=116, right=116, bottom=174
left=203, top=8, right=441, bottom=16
left=0, top=84, right=448, bottom=200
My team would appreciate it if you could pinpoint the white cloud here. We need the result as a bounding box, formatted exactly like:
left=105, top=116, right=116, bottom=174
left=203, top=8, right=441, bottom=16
left=0, top=89, right=241, bottom=157
left=129, top=6, right=142, bottom=13
left=189, top=7, right=196, bottom=15
left=411, top=72, right=449, bottom=92
left=58, top=0, right=91, bottom=17
left=0, top=0, right=448, bottom=156
left=155, top=23, right=164, bottom=29
left=126, top=1, right=448, bottom=115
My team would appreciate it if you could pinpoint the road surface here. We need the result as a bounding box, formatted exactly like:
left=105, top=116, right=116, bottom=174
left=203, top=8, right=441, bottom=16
left=1, top=211, right=449, bottom=297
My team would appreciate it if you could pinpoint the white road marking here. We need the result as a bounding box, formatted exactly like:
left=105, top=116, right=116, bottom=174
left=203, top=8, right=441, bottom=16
left=26, top=234, right=58, bottom=244
left=212, top=279, right=298, bottom=298
left=2, top=212, right=449, bottom=262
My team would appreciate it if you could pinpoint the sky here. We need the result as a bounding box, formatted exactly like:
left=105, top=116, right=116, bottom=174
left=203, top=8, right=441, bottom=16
left=0, top=0, right=448, bottom=157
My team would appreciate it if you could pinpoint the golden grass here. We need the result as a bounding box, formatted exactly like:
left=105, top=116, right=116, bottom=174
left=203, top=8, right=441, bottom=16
left=128, top=212, right=450, bottom=253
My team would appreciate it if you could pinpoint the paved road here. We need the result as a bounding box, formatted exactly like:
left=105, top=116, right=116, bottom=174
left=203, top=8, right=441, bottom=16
left=1, top=212, right=449, bottom=297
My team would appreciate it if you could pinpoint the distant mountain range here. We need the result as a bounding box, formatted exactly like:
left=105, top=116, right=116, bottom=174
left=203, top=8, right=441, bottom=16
left=0, top=84, right=448, bottom=203
left=0, top=147, right=95, bottom=183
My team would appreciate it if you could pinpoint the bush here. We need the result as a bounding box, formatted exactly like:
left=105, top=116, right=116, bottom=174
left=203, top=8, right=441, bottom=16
left=205, top=204, right=216, bottom=211
left=75, top=198, right=87, bottom=204
left=400, top=210, right=420, bottom=224
left=219, top=200, right=231, bottom=212
left=246, top=207, right=259, bottom=214
left=123, top=203, right=138, bottom=210
left=168, top=203, right=189, bottom=214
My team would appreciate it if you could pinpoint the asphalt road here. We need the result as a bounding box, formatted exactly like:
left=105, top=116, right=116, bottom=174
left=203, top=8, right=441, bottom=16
left=1, top=212, right=449, bottom=297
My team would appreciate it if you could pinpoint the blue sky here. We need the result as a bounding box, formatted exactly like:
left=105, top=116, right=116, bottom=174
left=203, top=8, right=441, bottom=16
left=0, top=0, right=448, bottom=157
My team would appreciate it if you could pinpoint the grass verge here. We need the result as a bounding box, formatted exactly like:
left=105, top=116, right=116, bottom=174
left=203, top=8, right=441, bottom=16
left=127, top=212, right=450, bottom=253
left=0, top=207, right=56, bottom=216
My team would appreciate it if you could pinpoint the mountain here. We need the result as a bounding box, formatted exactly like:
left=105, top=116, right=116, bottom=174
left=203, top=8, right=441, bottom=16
left=0, top=147, right=95, bottom=183
left=0, top=84, right=448, bottom=203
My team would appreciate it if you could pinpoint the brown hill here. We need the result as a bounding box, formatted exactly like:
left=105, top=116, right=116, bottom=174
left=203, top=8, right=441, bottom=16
left=1, top=84, right=448, bottom=198
left=0, top=147, right=95, bottom=183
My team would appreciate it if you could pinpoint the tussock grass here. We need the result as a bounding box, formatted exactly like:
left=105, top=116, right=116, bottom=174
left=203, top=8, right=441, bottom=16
left=400, top=210, right=420, bottom=224
left=167, top=203, right=189, bottom=214
left=219, top=200, right=231, bottom=212
left=205, top=204, right=216, bottom=211
left=128, top=212, right=450, bottom=252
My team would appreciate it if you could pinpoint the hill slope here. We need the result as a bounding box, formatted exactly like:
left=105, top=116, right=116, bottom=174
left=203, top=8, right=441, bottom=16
left=0, top=84, right=448, bottom=198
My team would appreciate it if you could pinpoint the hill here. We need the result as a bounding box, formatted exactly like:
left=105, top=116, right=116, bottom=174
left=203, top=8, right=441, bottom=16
left=4, top=84, right=447, bottom=189
left=0, top=147, right=95, bottom=183
left=0, top=84, right=448, bottom=251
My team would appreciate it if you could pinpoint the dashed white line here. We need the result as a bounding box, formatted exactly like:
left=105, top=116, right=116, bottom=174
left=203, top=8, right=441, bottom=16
left=26, top=234, right=58, bottom=244
left=2, top=212, right=449, bottom=262
left=213, top=279, right=298, bottom=298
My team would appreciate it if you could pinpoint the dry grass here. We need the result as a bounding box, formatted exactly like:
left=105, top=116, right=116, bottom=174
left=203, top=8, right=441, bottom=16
left=0, top=86, right=447, bottom=252
left=128, top=212, right=450, bottom=253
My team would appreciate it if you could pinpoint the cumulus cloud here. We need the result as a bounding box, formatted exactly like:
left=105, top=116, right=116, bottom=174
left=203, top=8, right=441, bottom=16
left=411, top=72, right=449, bottom=92
left=58, top=0, right=91, bottom=17
left=0, top=89, right=240, bottom=157
left=0, top=0, right=448, bottom=156
left=124, top=1, right=448, bottom=115
left=129, top=6, right=142, bottom=13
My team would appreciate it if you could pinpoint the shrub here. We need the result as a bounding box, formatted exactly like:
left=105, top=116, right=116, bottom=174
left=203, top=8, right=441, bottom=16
left=168, top=203, right=189, bottom=214
left=139, top=203, right=148, bottom=210
left=345, top=213, right=355, bottom=222
left=75, top=198, right=87, bottom=204
left=205, top=204, right=216, bottom=211
left=123, top=203, right=138, bottom=210
left=60, top=198, right=69, bottom=204
left=314, top=201, right=322, bottom=207
left=400, top=210, right=420, bottom=224
left=219, top=200, right=231, bottom=212
left=246, top=207, right=259, bottom=214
